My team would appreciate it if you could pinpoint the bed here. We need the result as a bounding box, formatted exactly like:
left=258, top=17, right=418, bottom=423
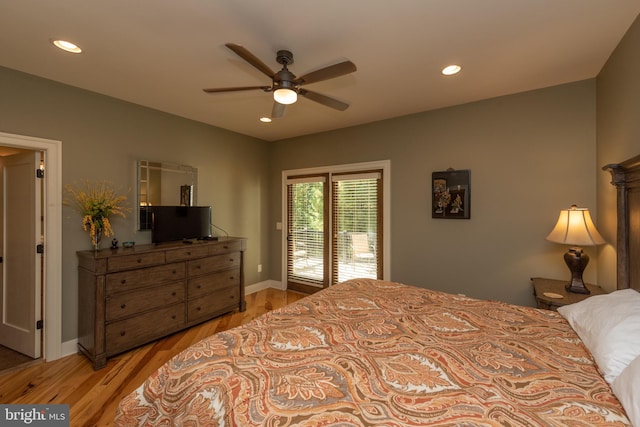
left=115, top=156, right=640, bottom=426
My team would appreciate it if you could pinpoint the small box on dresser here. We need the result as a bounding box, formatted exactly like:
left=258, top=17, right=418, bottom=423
left=77, top=237, right=246, bottom=370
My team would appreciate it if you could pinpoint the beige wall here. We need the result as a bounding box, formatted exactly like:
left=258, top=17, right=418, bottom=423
left=596, top=14, right=640, bottom=291
left=270, top=80, right=598, bottom=306
left=0, top=66, right=270, bottom=341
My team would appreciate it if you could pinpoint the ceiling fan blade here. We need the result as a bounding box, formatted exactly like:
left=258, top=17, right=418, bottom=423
left=203, top=86, right=270, bottom=94
left=299, top=89, right=350, bottom=111
left=225, top=43, right=275, bottom=78
left=295, top=60, right=357, bottom=86
left=272, top=101, right=286, bottom=118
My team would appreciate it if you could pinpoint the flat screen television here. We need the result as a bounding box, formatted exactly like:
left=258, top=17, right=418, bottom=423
left=151, top=206, right=212, bottom=243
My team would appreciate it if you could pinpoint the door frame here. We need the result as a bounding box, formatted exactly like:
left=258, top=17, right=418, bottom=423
left=281, top=160, right=391, bottom=287
left=0, top=132, right=62, bottom=362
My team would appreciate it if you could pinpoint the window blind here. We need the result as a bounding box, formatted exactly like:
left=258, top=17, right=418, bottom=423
left=331, top=171, right=382, bottom=283
left=286, top=178, right=326, bottom=287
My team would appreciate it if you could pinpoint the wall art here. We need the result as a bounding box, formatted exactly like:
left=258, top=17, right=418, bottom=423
left=432, top=169, right=470, bottom=219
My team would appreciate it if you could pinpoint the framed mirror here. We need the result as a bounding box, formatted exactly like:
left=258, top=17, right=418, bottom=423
left=137, top=160, right=198, bottom=230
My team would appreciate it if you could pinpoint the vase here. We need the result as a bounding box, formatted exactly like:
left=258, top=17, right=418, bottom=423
left=93, top=228, right=103, bottom=251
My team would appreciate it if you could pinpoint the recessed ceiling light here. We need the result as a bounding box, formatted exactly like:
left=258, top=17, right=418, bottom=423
left=51, top=39, right=82, bottom=54
left=259, top=117, right=272, bottom=123
left=442, top=65, right=461, bottom=76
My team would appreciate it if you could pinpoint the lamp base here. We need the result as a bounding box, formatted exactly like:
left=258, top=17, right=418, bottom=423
left=564, top=247, right=590, bottom=294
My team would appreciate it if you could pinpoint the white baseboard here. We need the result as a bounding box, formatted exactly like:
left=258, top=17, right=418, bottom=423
left=60, top=339, right=78, bottom=359
left=245, top=280, right=284, bottom=295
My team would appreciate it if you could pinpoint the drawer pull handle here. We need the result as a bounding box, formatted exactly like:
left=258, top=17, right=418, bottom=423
left=196, top=265, right=201, bottom=269
left=172, top=270, right=177, bottom=274
left=121, top=304, right=126, bottom=309
left=171, top=315, right=176, bottom=319
left=120, top=331, right=126, bottom=336
left=121, top=279, right=127, bottom=285
left=229, top=276, right=235, bottom=280
left=229, top=258, right=234, bottom=262
left=137, top=258, right=142, bottom=263
left=223, top=245, right=229, bottom=249
left=171, top=292, right=176, bottom=296
left=187, top=251, right=191, bottom=255
left=196, top=285, right=201, bottom=289
left=197, top=307, right=201, bottom=311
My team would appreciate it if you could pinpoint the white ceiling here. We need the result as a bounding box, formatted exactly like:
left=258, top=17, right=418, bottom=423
left=1, top=1, right=639, bottom=142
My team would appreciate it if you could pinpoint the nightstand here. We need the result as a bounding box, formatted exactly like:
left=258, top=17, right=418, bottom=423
left=531, top=277, right=605, bottom=310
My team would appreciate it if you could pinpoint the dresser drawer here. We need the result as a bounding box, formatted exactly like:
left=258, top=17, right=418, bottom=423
left=209, top=240, right=243, bottom=256
left=106, top=281, right=185, bottom=322
left=106, top=262, right=185, bottom=293
left=188, top=253, right=241, bottom=277
left=107, top=251, right=166, bottom=272
left=165, top=245, right=209, bottom=263
left=106, top=303, right=185, bottom=356
left=188, top=269, right=240, bottom=298
left=188, top=286, right=239, bottom=323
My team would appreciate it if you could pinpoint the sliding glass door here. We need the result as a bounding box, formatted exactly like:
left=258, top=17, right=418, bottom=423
left=332, top=171, right=382, bottom=283
left=286, top=175, right=329, bottom=292
left=286, top=167, right=384, bottom=292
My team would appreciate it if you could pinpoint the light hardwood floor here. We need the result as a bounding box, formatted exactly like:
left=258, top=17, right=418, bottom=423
left=0, top=288, right=307, bottom=427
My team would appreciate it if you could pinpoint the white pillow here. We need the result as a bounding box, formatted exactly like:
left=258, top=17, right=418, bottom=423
left=557, top=288, right=640, bottom=384
left=612, top=355, right=640, bottom=427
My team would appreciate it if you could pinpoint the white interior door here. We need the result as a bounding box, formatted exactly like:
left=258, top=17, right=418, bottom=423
left=0, top=151, right=41, bottom=358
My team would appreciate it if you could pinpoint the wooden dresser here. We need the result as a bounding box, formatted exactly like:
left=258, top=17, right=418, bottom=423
left=77, top=237, right=246, bottom=369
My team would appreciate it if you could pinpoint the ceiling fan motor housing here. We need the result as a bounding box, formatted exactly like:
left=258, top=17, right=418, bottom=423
left=274, top=50, right=297, bottom=91
left=274, top=69, right=297, bottom=90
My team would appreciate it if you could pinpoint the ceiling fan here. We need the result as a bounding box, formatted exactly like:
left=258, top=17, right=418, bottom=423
left=203, top=43, right=357, bottom=118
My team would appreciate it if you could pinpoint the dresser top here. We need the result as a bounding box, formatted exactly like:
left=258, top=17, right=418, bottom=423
left=77, top=236, right=246, bottom=260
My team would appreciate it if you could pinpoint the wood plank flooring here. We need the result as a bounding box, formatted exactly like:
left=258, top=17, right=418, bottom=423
left=0, top=288, right=307, bottom=427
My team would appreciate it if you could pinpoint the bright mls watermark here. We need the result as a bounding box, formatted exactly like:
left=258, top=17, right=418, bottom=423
left=0, top=405, right=69, bottom=426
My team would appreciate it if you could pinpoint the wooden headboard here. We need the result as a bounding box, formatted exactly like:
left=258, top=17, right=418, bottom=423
left=604, top=154, right=640, bottom=291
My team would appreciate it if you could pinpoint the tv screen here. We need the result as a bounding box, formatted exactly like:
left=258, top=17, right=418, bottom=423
left=151, top=206, right=212, bottom=243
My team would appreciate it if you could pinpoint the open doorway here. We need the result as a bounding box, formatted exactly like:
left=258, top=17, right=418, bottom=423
left=0, top=132, right=63, bottom=365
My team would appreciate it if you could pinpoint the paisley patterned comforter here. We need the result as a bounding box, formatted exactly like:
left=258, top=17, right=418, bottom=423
left=115, top=279, right=630, bottom=426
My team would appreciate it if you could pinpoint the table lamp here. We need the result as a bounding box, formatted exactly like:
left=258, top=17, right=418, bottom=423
left=545, top=205, right=605, bottom=294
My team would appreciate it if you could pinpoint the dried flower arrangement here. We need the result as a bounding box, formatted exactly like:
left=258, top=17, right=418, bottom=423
left=64, top=180, right=130, bottom=249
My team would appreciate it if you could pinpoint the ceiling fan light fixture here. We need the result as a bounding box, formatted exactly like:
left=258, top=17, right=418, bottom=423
left=273, top=88, right=297, bottom=105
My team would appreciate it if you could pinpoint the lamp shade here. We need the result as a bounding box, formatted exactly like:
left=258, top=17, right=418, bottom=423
left=546, top=205, right=605, bottom=246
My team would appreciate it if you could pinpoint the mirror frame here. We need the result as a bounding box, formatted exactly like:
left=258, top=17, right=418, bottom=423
left=137, top=160, right=198, bottom=230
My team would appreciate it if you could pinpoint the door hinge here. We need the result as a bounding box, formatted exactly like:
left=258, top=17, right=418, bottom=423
left=36, top=320, right=43, bottom=330
left=36, top=244, right=44, bottom=254
left=36, top=168, right=45, bottom=179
